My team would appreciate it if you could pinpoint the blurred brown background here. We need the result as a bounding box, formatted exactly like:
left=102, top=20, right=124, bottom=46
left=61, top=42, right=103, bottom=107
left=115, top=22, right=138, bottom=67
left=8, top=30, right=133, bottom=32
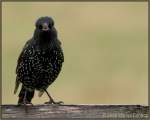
left=2, top=2, right=148, bottom=105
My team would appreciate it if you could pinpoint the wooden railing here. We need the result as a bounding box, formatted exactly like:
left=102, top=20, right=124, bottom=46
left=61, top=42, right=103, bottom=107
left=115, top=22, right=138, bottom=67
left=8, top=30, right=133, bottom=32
left=1, top=104, right=149, bottom=119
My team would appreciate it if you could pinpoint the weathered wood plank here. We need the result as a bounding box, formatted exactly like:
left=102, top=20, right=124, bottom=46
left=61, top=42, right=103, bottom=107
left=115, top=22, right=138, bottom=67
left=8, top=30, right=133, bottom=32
left=1, top=104, right=149, bottom=119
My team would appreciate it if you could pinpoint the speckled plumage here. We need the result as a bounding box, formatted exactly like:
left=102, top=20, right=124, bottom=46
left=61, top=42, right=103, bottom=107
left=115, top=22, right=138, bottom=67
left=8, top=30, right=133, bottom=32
left=14, top=17, right=64, bottom=105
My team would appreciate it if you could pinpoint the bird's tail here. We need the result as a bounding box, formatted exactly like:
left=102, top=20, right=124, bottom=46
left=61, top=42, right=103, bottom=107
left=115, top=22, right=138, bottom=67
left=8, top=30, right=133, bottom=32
left=14, top=80, right=20, bottom=94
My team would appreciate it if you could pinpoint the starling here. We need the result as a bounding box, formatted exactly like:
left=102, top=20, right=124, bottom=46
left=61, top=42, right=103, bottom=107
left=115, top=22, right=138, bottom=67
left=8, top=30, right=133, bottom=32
left=14, top=16, right=64, bottom=105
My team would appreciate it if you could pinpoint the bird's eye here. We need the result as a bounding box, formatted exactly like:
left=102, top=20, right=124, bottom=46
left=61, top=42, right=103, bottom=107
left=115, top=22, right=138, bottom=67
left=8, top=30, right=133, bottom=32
left=48, top=24, right=51, bottom=29
left=39, top=25, right=43, bottom=29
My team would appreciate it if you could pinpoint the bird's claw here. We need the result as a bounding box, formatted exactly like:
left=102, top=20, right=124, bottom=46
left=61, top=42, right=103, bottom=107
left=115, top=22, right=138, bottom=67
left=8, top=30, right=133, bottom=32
left=54, top=101, right=64, bottom=104
left=44, top=101, right=64, bottom=105
left=24, top=103, right=33, bottom=106
left=18, top=101, right=33, bottom=106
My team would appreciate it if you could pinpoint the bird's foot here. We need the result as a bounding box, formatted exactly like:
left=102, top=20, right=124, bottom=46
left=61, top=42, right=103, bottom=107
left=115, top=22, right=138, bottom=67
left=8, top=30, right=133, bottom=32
left=44, top=100, right=64, bottom=105
left=18, top=101, right=33, bottom=106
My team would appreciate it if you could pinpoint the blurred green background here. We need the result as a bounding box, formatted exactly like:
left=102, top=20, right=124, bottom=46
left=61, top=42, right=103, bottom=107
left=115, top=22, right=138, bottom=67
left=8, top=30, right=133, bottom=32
left=2, top=2, right=148, bottom=105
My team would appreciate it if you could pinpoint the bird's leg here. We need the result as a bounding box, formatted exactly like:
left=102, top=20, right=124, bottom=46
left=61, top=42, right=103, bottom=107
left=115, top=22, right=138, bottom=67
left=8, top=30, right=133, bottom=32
left=22, top=90, right=33, bottom=106
left=23, top=91, right=27, bottom=105
left=26, top=90, right=34, bottom=105
left=44, top=89, right=63, bottom=104
left=18, top=86, right=30, bottom=106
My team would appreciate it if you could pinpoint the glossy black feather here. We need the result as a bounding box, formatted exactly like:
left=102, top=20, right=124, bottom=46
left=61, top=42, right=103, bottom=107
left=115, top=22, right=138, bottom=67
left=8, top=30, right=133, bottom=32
left=15, top=17, right=64, bottom=103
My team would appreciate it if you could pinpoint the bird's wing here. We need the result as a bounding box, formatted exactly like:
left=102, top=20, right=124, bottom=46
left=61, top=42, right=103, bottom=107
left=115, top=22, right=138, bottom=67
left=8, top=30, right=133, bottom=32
left=16, top=39, right=32, bottom=74
left=14, top=39, right=32, bottom=94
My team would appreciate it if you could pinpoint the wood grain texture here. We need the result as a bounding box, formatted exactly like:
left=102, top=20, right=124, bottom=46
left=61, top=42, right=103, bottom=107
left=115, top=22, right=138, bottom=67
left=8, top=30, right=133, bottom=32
left=1, top=104, right=149, bottom=119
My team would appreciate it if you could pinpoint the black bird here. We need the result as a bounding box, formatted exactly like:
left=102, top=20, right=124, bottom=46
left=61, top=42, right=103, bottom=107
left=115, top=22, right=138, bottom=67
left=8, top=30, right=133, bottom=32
left=14, top=16, right=64, bottom=105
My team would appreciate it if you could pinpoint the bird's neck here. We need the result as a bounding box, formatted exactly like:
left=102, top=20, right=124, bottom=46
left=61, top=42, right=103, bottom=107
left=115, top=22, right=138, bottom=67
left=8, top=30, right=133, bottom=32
left=33, top=29, right=60, bottom=51
left=34, top=37, right=59, bottom=51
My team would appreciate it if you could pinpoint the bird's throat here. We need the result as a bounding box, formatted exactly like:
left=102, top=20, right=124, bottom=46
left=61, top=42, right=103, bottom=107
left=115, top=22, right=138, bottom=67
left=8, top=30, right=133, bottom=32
left=34, top=30, right=59, bottom=50
left=38, top=36, right=59, bottom=51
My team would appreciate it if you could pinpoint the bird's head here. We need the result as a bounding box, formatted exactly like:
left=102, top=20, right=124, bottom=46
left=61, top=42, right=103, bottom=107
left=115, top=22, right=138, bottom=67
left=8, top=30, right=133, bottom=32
left=34, top=16, right=57, bottom=40
left=33, top=16, right=60, bottom=49
left=35, top=16, right=54, bottom=32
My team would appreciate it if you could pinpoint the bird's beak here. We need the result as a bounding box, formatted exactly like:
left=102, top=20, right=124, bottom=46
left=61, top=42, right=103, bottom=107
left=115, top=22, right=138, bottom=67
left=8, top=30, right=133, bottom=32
left=42, top=23, right=49, bottom=31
